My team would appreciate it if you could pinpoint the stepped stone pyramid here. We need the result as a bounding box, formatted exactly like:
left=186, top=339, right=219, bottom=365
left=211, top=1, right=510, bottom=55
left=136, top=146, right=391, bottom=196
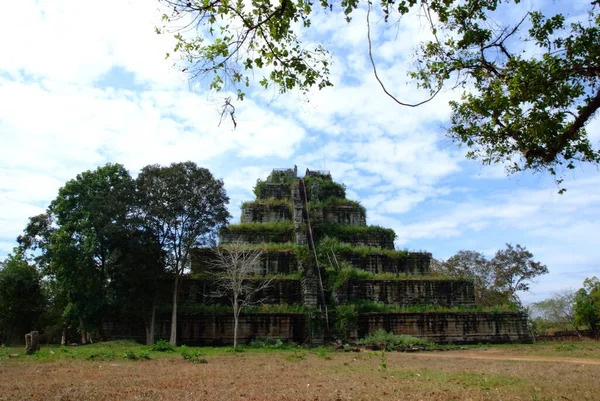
left=103, top=167, right=530, bottom=345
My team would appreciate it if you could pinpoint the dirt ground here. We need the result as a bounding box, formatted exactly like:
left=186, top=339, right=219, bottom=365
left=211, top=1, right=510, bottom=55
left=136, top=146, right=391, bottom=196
left=1, top=346, right=599, bottom=401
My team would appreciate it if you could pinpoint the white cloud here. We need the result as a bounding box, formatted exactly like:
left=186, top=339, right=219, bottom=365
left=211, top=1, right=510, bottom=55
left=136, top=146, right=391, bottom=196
left=0, top=0, right=599, bottom=305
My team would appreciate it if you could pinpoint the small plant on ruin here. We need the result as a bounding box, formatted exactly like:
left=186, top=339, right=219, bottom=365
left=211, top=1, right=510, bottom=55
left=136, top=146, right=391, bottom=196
left=334, top=305, right=359, bottom=341
left=152, top=339, right=175, bottom=352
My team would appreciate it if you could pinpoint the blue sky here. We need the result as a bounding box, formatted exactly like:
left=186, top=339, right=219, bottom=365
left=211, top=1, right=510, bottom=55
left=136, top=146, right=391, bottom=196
left=0, top=0, right=598, bottom=304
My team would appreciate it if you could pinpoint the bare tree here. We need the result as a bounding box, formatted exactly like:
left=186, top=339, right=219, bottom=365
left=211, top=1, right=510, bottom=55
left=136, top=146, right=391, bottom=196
left=211, top=242, right=276, bottom=348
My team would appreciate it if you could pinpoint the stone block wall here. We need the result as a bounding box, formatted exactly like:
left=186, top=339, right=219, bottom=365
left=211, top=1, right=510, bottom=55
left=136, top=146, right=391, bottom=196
left=103, top=313, right=309, bottom=345
left=357, top=312, right=531, bottom=344
left=257, top=183, right=291, bottom=199
left=102, top=311, right=530, bottom=345
left=330, top=232, right=395, bottom=249
left=338, top=252, right=431, bottom=275
left=180, top=279, right=302, bottom=305
left=241, top=203, right=292, bottom=223
left=322, top=205, right=366, bottom=226
left=192, top=250, right=297, bottom=276
left=220, top=228, right=294, bottom=244
left=334, top=279, right=475, bottom=307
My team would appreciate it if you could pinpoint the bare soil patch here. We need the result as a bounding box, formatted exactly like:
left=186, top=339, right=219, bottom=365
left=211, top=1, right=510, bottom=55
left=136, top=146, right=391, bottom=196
left=1, top=346, right=599, bottom=401
left=411, top=349, right=600, bottom=365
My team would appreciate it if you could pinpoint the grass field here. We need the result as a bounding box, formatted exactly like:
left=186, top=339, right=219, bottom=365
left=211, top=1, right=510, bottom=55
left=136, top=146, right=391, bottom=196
left=1, top=341, right=599, bottom=400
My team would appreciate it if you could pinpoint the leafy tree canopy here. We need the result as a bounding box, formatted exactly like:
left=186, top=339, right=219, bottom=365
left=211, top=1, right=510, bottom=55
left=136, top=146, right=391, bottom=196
left=574, top=276, right=600, bottom=334
left=433, top=243, right=548, bottom=306
left=0, top=249, right=46, bottom=343
left=158, top=0, right=600, bottom=185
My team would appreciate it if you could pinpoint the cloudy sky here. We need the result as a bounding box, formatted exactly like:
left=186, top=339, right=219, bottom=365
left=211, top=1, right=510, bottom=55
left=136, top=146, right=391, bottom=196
left=1, top=0, right=598, bottom=303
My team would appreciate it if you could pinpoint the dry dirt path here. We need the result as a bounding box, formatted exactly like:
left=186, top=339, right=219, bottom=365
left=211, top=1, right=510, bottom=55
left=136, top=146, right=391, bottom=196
left=410, top=349, right=600, bottom=365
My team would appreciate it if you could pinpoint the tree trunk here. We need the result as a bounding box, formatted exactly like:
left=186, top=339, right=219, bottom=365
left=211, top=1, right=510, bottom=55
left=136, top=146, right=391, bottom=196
left=79, top=318, right=86, bottom=345
left=60, top=327, right=66, bottom=346
left=146, top=300, right=157, bottom=345
left=169, top=274, right=180, bottom=346
left=233, top=302, right=239, bottom=349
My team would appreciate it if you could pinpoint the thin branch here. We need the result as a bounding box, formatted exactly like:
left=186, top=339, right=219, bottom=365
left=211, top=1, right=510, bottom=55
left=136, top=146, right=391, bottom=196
left=366, top=1, right=442, bottom=107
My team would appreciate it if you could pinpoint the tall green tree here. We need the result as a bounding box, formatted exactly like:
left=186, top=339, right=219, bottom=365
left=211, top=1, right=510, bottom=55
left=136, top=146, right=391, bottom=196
left=158, top=0, right=600, bottom=184
left=435, top=243, right=548, bottom=306
left=107, top=226, right=166, bottom=345
left=18, top=164, right=139, bottom=343
left=0, top=249, right=46, bottom=345
left=18, top=164, right=170, bottom=345
left=137, top=161, right=230, bottom=345
left=50, top=163, right=136, bottom=342
left=574, top=276, right=600, bottom=335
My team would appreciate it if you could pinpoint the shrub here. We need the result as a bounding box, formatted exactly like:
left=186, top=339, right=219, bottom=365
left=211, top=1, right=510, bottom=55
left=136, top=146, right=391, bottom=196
left=248, top=336, right=285, bottom=349
left=304, top=176, right=346, bottom=201
left=152, top=339, right=175, bottom=352
left=123, top=350, right=138, bottom=360
left=335, top=305, right=358, bottom=340
left=359, top=330, right=432, bottom=351
left=181, top=345, right=207, bottom=363
left=87, top=350, right=116, bottom=361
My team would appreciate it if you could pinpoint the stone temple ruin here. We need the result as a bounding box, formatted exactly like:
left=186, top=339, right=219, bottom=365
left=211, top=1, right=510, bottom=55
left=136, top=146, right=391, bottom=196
left=104, top=167, right=530, bottom=344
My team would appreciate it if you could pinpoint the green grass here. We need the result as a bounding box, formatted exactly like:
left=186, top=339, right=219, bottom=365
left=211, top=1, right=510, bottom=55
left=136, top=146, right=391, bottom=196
left=0, top=341, right=183, bottom=362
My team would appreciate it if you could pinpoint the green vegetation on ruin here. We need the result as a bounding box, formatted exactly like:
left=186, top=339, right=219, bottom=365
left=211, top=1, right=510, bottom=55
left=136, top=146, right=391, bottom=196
left=303, top=175, right=346, bottom=201
left=241, top=198, right=293, bottom=209
left=317, top=237, right=407, bottom=259
left=339, top=301, right=521, bottom=314
left=228, top=241, right=299, bottom=253
left=223, top=222, right=295, bottom=235
left=326, top=265, right=469, bottom=291
left=315, top=223, right=397, bottom=244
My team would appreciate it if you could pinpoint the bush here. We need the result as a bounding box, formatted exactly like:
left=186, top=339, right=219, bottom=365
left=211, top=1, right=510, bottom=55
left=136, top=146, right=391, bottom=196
left=304, top=176, right=346, bottom=201
left=123, top=350, right=138, bottom=360
left=181, top=345, right=207, bottom=363
left=359, top=330, right=432, bottom=351
left=87, top=350, right=116, bottom=361
left=152, top=339, right=175, bottom=352
left=335, top=305, right=359, bottom=340
left=248, top=336, right=285, bottom=349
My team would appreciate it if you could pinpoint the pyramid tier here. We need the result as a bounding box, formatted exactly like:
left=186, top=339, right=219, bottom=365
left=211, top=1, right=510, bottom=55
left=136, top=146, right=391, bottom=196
left=220, top=223, right=295, bottom=244
left=241, top=201, right=293, bottom=224
left=192, top=248, right=298, bottom=276
left=335, top=251, right=430, bottom=275
left=334, top=279, right=475, bottom=308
